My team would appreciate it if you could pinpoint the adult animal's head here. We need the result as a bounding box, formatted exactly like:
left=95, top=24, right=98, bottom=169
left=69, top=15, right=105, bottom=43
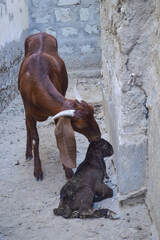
left=53, top=94, right=101, bottom=170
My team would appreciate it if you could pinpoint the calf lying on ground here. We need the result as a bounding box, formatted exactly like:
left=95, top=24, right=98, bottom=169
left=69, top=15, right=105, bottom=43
left=54, top=138, right=119, bottom=219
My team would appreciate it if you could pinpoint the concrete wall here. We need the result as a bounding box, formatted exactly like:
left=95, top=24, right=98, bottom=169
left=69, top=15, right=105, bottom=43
left=146, top=0, right=160, bottom=238
left=100, top=0, right=160, bottom=237
left=0, top=0, right=29, bottom=113
left=100, top=0, right=150, bottom=199
left=28, top=0, right=101, bottom=70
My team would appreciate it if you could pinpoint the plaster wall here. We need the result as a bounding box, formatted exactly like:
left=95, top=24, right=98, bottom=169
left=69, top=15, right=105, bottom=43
left=100, top=0, right=160, bottom=237
left=100, top=0, right=151, bottom=199
left=0, top=0, right=29, bottom=113
left=28, top=0, right=101, bottom=70
left=146, top=0, right=160, bottom=238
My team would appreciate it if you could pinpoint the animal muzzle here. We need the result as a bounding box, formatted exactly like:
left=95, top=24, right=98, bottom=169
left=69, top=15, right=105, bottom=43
left=87, top=127, right=101, bottom=142
left=88, top=134, right=101, bottom=143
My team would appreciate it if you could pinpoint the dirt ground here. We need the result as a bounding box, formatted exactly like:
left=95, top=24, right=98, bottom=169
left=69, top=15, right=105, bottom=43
left=0, top=72, right=152, bottom=240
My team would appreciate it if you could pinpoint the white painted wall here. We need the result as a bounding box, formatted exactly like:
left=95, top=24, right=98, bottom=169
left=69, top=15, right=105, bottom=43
left=0, top=0, right=29, bottom=48
left=0, top=0, right=29, bottom=112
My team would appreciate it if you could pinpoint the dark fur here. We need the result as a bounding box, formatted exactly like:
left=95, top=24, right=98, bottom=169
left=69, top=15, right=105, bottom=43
left=54, top=138, right=118, bottom=219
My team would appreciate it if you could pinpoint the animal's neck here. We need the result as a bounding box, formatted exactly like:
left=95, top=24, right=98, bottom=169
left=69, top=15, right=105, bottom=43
left=40, top=78, right=77, bottom=115
left=90, top=154, right=104, bottom=169
left=58, top=98, right=78, bottom=114
left=76, top=151, right=105, bottom=173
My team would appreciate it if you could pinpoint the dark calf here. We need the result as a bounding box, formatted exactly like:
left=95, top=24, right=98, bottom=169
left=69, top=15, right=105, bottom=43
left=54, top=138, right=118, bottom=219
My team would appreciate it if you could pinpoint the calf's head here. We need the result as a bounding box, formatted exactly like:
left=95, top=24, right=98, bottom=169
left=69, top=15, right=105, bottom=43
left=89, top=138, right=114, bottom=158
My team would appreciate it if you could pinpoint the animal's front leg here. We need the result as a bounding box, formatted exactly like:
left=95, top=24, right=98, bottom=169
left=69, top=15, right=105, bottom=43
left=27, top=114, right=43, bottom=180
left=63, top=165, right=74, bottom=179
left=94, top=182, right=113, bottom=202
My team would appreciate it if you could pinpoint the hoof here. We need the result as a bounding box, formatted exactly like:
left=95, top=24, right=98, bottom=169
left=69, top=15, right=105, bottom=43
left=34, top=170, right=43, bottom=181
left=63, top=165, right=74, bottom=179
left=26, top=156, right=33, bottom=161
left=53, top=208, right=64, bottom=216
left=26, top=153, right=33, bottom=160
left=65, top=169, right=74, bottom=179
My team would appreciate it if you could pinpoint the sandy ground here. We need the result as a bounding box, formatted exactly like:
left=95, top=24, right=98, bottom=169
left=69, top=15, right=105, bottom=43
left=0, top=73, right=152, bottom=240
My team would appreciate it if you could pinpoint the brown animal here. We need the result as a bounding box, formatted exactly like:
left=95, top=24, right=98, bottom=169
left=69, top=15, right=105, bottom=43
left=18, top=32, right=101, bottom=180
left=54, top=138, right=119, bottom=219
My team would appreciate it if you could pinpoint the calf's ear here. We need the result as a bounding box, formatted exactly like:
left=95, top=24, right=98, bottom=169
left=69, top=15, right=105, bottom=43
left=55, top=117, right=76, bottom=169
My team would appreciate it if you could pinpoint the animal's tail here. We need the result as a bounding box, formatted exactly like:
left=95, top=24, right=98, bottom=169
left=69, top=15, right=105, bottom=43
left=71, top=209, right=120, bottom=220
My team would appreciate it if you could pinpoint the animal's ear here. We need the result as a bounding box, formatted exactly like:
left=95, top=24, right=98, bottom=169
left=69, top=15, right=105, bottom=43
left=89, top=104, right=94, bottom=114
left=55, top=117, right=76, bottom=169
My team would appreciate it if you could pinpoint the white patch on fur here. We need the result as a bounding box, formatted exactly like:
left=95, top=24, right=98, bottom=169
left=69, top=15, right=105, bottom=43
left=25, top=72, right=30, bottom=77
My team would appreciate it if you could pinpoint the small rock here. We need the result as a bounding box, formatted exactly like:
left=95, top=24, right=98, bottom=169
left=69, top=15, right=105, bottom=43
left=136, top=226, right=142, bottom=231
left=15, top=160, right=20, bottom=166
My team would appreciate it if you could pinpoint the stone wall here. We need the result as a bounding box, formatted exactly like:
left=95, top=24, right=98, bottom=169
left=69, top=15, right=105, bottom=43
left=146, top=0, right=160, bottom=238
left=100, top=0, right=160, bottom=237
left=0, top=0, right=29, bottom=113
left=100, top=0, right=150, bottom=199
left=28, top=0, right=101, bottom=70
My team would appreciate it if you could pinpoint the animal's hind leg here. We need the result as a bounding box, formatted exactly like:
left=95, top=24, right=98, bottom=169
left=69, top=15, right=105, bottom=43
left=72, top=187, right=94, bottom=212
left=71, top=187, right=94, bottom=219
left=94, top=182, right=113, bottom=202
left=26, top=114, right=43, bottom=180
left=25, top=117, right=33, bottom=160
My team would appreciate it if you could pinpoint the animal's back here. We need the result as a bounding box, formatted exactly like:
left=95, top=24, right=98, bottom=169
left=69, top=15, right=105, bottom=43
left=19, top=32, right=68, bottom=95
left=24, top=32, right=58, bottom=57
left=18, top=33, right=68, bottom=120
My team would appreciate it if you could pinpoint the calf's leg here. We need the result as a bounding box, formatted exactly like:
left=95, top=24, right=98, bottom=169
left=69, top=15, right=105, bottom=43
left=72, top=187, right=94, bottom=212
left=94, top=182, right=113, bottom=202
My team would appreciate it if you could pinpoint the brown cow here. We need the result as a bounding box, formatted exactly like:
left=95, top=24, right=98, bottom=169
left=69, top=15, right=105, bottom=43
left=54, top=138, right=119, bottom=219
left=18, top=32, right=101, bottom=180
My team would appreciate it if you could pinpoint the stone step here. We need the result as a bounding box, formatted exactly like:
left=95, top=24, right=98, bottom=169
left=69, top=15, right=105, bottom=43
left=66, top=69, right=102, bottom=103
left=68, top=68, right=101, bottom=79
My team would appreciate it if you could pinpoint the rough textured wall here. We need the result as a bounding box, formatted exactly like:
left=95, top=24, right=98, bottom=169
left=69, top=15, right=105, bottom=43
left=100, top=0, right=160, bottom=237
left=28, top=0, right=101, bottom=70
left=100, top=0, right=154, bottom=198
left=0, top=0, right=29, bottom=113
left=146, top=0, right=160, bottom=238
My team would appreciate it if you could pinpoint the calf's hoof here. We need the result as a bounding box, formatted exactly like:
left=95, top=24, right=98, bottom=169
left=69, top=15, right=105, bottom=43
left=53, top=208, right=64, bottom=216
left=62, top=208, right=72, bottom=218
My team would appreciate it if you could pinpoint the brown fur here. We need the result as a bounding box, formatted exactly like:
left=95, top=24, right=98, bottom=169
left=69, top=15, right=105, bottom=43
left=54, top=138, right=118, bottom=219
left=18, top=32, right=101, bottom=180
